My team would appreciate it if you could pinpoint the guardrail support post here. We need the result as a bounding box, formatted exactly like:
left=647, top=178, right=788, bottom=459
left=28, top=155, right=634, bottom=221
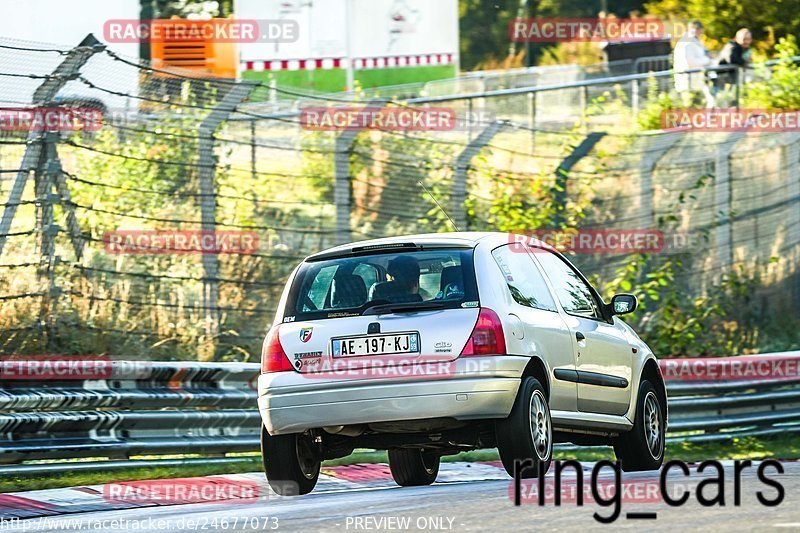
left=0, top=34, right=105, bottom=261
left=197, top=81, right=257, bottom=361
left=453, top=120, right=507, bottom=231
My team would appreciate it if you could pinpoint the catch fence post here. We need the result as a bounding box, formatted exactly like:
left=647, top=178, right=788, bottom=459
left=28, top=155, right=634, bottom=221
left=714, top=133, right=747, bottom=270
left=333, top=99, right=388, bottom=245
left=452, top=120, right=507, bottom=231
left=551, top=132, right=606, bottom=228
left=638, top=131, right=682, bottom=228
left=0, top=34, right=104, bottom=260
left=197, top=81, right=257, bottom=360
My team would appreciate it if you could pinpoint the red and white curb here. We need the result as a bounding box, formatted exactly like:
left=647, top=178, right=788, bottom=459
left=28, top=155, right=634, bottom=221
left=0, top=459, right=755, bottom=520
left=0, top=461, right=507, bottom=520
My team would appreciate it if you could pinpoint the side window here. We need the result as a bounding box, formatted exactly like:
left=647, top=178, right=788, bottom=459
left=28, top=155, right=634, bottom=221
left=303, top=265, right=338, bottom=311
left=353, top=263, right=378, bottom=289
left=534, top=251, right=601, bottom=318
left=492, top=245, right=557, bottom=312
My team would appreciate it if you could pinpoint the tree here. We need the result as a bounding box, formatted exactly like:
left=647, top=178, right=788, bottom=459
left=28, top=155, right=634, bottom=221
left=145, top=0, right=232, bottom=19
left=459, top=0, right=647, bottom=70
left=645, top=0, right=800, bottom=51
left=459, top=0, right=522, bottom=70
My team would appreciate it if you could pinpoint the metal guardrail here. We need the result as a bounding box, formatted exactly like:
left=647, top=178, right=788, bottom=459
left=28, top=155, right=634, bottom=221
left=233, top=62, right=741, bottom=122
left=235, top=54, right=800, bottom=130
left=0, top=353, right=798, bottom=474
left=0, top=362, right=262, bottom=465
left=403, top=63, right=742, bottom=104
left=660, top=352, right=800, bottom=439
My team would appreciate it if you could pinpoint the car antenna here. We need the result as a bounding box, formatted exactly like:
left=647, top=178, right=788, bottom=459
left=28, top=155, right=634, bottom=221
left=418, top=180, right=461, bottom=232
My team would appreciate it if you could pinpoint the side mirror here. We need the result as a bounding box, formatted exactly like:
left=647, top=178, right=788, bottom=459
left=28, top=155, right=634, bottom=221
left=610, top=293, right=637, bottom=315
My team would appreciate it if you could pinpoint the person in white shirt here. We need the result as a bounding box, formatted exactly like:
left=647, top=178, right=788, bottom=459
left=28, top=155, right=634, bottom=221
left=673, top=20, right=715, bottom=108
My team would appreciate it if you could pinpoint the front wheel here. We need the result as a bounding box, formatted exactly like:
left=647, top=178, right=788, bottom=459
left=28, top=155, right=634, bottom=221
left=261, top=425, right=321, bottom=495
left=496, top=377, right=552, bottom=478
left=388, top=448, right=440, bottom=486
left=613, top=379, right=665, bottom=471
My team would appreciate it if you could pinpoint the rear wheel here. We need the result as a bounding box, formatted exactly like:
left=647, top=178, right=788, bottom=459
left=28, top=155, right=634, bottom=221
left=496, top=377, right=552, bottom=478
left=388, top=448, right=440, bottom=486
left=613, top=379, right=665, bottom=471
left=261, top=425, right=321, bottom=495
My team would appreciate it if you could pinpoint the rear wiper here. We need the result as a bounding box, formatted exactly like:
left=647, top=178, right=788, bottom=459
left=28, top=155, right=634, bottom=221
left=362, top=301, right=448, bottom=315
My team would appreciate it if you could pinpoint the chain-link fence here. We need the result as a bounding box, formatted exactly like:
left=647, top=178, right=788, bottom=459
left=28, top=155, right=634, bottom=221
left=1, top=34, right=798, bottom=361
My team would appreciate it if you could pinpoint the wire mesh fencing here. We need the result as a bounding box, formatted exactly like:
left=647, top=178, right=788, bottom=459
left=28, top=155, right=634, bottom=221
left=0, top=35, right=798, bottom=361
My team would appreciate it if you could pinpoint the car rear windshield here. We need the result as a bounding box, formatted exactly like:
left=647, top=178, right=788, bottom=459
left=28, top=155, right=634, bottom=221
left=284, top=248, right=479, bottom=321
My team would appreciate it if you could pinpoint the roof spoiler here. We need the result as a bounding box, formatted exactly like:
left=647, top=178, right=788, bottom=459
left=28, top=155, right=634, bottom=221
left=305, top=242, right=470, bottom=262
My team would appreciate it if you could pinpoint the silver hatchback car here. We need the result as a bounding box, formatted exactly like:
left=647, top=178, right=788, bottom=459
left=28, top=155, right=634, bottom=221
left=258, top=232, right=667, bottom=495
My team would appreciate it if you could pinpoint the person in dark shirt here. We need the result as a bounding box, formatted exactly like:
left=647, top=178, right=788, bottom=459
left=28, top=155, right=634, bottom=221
left=716, top=28, right=752, bottom=91
left=371, top=255, right=423, bottom=303
left=388, top=256, right=420, bottom=296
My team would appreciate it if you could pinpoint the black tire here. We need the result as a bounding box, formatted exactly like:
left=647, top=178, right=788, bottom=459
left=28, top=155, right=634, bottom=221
left=495, top=377, right=552, bottom=478
left=261, top=425, right=321, bottom=495
left=388, top=448, right=440, bottom=486
left=613, top=379, right=665, bottom=472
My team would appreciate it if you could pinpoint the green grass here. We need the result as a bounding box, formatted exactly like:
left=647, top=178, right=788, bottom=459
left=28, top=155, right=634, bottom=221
left=444, top=434, right=800, bottom=464
left=3, top=435, right=798, bottom=494
left=322, top=449, right=388, bottom=466
left=242, top=65, right=456, bottom=94
left=663, top=434, right=800, bottom=462
left=0, top=457, right=263, bottom=493
left=355, top=65, right=456, bottom=90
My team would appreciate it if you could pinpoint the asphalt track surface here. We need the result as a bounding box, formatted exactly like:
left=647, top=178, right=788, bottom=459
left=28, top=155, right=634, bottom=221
left=3, top=461, right=799, bottom=532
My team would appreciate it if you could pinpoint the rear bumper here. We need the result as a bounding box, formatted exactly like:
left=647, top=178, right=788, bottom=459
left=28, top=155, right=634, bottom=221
left=257, top=356, right=527, bottom=435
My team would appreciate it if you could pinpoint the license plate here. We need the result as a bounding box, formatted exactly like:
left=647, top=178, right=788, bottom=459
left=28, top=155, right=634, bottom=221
left=331, top=332, right=420, bottom=357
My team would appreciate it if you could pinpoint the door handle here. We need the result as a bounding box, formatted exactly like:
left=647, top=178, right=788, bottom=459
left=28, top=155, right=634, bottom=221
left=576, top=332, right=586, bottom=342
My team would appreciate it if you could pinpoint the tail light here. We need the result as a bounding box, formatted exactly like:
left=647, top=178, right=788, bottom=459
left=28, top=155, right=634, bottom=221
left=460, top=308, right=506, bottom=356
left=261, top=325, right=294, bottom=373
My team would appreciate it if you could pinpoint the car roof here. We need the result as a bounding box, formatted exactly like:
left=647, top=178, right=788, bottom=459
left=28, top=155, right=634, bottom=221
left=305, top=232, right=557, bottom=261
